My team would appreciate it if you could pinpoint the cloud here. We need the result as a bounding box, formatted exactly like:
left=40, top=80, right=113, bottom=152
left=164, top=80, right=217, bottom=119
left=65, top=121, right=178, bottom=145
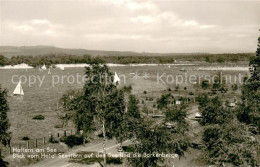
left=31, top=19, right=51, bottom=25
left=100, top=0, right=158, bottom=12
left=130, top=11, right=217, bottom=31
left=6, top=19, right=63, bottom=37
left=1, top=0, right=259, bottom=53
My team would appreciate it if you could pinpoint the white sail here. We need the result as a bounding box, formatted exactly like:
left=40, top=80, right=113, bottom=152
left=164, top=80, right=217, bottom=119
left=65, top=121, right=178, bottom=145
left=48, top=68, right=51, bottom=75
left=59, top=65, right=65, bottom=71
left=41, top=64, right=47, bottom=70
left=113, top=72, right=120, bottom=84
left=13, top=81, right=24, bottom=96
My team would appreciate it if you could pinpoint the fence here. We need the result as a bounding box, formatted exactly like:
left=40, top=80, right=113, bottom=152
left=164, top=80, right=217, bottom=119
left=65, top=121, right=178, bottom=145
left=9, top=129, right=74, bottom=155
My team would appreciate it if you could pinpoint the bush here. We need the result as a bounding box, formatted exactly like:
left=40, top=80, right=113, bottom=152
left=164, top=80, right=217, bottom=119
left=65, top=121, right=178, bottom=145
left=122, top=146, right=135, bottom=152
left=48, top=134, right=59, bottom=143
left=143, top=91, right=147, bottom=94
left=107, top=157, right=123, bottom=164
left=32, top=115, right=45, bottom=120
left=122, top=85, right=132, bottom=93
left=175, top=85, right=179, bottom=91
left=54, top=124, right=63, bottom=128
left=21, top=136, right=30, bottom=141
left=201, top=80, right=210, bottom=90
left=60, top=135, right=84, bottom=148
left=189, top=92, right=194, bottom=95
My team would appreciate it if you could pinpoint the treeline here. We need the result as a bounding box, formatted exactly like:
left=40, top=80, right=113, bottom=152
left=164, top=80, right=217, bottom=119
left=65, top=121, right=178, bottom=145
left=0, top=53, right=254, bottom=67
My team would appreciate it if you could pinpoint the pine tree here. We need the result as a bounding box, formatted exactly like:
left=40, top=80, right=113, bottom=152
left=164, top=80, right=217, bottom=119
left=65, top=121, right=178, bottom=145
left=238, top=33, right=260, bottom=131
left=249, top=35, right=260, bottom=82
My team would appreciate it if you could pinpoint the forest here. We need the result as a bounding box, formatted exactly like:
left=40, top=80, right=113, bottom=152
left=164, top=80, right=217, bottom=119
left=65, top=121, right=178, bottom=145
left=0, top=53, right=254, bottom=67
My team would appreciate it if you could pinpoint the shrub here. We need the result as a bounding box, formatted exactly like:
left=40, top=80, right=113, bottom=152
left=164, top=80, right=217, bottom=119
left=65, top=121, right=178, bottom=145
left=122, top=85, right=132, bottom=93
left=189, top=92, right=194, bottom=95
left=32, top=115, right=45, bottom=120
left=54, top=124, right=63, bottom=128
left=107, top=158, right=123, bottom=164
left=201, top=80, right=210, bottom=90
left=175, top=85, right=179, bottom=91
left=60, top=135, right=84, bottom=148
left=231, top=84, right=238, bottom=92
left=143, top=91, right=147, bottom=94
left=122, top=145, right=135, bottom=152
left=21, top=136, right=30, bottom=141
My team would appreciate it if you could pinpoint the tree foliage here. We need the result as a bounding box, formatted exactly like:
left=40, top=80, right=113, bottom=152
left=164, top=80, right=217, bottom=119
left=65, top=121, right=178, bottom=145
left=157, top=93, right=174, bottom=110
left=61, top=62, right=126, bottom=141
left=202, top=120, right=260, bottom=166
left=238, top=34, right=260, bottom=132
left=127, top=120, right=189, bottom=167
left=197, top=93, right=260, bottom=166
left=197, top=94, right=233, bottom=126
left=0, top=86, right=10, bottom=167
left=164, top=104, right=189, bottom=134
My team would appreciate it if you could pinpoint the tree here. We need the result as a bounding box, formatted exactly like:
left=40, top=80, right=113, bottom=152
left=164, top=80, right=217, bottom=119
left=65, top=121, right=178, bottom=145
left=118, top=94, right=143, bottom=147
left=198, top=95, right=260, bottom=165
left=157, top=93, right=174, bottom=110
left=164, top=104, right=189, bottom=134
left=238, top=33, right=260, bottom=131
left=197, top=94, right=233, bottom=126
left=249, top=35, right=260, bottom=82
left=0, top=55, right=7, bottom=66
left=126, top=93, right=190, bottom=167
left=60, top=90, right=94, bottom=145
left=202, top=119, right=260, bottom=166
left=127, top=120, right=189, bottom=167
left=61, top=62, right=125, bottom=166
left=0, top=86, right=11, bottom=167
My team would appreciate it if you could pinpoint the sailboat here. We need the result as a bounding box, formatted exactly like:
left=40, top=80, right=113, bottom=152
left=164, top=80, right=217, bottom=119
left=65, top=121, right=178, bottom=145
left=41, top=64, right=47, bottom=70
left=48, top=68, right=51, bottom=75
left=59, top=65, right=65, bottom=71
left=113, top=72, right=120, bottom=84
left=13, top=81, right=24, bottom=96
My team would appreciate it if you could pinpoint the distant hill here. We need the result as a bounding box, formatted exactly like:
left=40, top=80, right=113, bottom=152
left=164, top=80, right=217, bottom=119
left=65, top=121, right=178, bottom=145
left=0, top=45, right=208, bottom=58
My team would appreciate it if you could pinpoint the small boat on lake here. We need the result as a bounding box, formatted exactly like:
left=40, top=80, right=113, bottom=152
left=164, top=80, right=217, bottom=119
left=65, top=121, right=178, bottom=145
left=59, top=65, right=65, bottom=71
left=13, top=81, right=24, bottom=96
left=113, top=72, right=120, bottom=84
left=41, top=64, right=47, bottom=70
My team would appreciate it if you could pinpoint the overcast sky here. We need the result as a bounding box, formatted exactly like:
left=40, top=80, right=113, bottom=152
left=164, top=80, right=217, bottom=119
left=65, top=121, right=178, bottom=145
left=0, top=0, right=259, bottom=53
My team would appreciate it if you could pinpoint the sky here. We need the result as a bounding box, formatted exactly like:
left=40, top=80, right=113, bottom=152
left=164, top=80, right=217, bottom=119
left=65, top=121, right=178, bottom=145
left=0, top=0, right=259, bottom=53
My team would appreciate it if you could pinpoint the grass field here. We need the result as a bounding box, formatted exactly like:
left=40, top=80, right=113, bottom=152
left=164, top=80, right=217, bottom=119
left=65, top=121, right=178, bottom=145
left=0, top=61, right=250, bottom=162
